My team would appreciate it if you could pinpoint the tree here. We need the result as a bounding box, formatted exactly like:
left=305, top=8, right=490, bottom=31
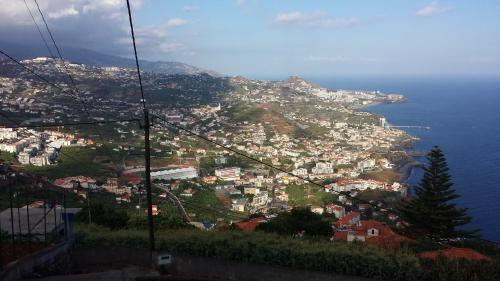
left=77, top=203, right=129, bottom=230
left=397, top=147, right=476, bottom=241
left=256, top=207, right=332, bottom=237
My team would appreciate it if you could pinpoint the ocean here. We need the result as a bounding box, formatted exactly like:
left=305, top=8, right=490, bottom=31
left=310, top=76, right=500, bottom=243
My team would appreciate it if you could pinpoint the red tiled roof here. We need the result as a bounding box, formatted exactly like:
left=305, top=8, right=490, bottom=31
left=419, top=247, right=491, bottom=261
left=335, top=211, right=360, bottom=226
left=333, top=231, right=348, bottom=241
left=122, top=173, right=141, bottom=185
left=235, top=217, right=266, bottom=231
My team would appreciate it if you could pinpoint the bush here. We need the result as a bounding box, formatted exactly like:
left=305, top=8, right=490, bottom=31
left=420, top=257, right=500, bottom=281
left=77, top=204, right=129, bottom=230
left=256, top=207, right=332, bottom=237
left=75, top=225, right=422, bottom=281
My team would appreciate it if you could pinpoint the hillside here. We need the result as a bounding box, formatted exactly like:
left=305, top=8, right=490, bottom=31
left=0, top=42, right=219, bottom=76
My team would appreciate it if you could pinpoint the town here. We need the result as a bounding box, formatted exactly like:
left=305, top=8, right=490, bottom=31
left=1, top=56, right=417, bottom=245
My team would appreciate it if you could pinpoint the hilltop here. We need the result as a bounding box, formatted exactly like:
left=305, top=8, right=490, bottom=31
left=0, top=42, right=219, bottom=76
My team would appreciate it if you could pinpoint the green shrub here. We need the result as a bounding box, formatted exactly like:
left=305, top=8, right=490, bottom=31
left=76, top=203, right=129, bottom=230
left=75, top=224, right=422, bottom=281
left=256, top=207, right=332, bottom=237
left=420, top=257, right=500, bottom=281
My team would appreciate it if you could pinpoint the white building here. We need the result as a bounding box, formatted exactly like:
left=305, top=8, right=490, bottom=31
left=151, top=167, right=198, bottom=180
left=215, top=167, right=241, bottom=181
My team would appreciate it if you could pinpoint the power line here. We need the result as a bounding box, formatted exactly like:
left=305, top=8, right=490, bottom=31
left=22, top=0, right=55, bottom=59
left=30, top=0, right=106, bottom=143
left=0, top=50, right=73, bottom=96
left=0, top=111, right=89, bottom=165
left=0, top=50, right=134, bottom=139
left=0, top=118, right=141, bottom=129
left=32, top=0, right=66, bottom=69
left=152, top=114, right=500, bottom=246
left=151, top=114, right=387, bottom=212
left=125, top=0, right=154, bottom=258
left=126, top=0, right=147, bottom=109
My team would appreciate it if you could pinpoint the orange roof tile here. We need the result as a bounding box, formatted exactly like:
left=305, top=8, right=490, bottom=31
left=419, top=247, right=491, bottom=261
left=235, top=217, right=266, bottom=231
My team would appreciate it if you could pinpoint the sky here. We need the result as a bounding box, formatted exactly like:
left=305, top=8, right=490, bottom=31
left=0, top=0, right=499, bottom=78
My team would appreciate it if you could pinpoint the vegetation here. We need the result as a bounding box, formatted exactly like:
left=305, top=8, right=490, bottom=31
left=0, top=151, right=16, bottom=163
left=256, top=207, right=332, bottom=237
left=75, top=224, right=422, bottom=281
left=77, top=203, right=129, bottom=230
left=397, top=147, right=476, bottom=241
left=23, top=147, right=116, bottom=180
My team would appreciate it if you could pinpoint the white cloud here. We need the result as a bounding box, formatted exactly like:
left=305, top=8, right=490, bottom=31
left=166, top=18, right=188, bottom=27
left=415, top=2, right=454, bottom=17
left=183, top=5, right=198, bottom=12
left=273, top=11, right=360, bottom=28
left=0, top=0, right=189, bottom=57
left=48, top=6, right=79, bottom=19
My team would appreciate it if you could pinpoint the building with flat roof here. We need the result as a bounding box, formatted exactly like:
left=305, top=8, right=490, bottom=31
left=151, top=166, right=198, bottom=180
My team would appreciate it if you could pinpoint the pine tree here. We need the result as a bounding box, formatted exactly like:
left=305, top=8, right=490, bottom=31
left=397, top=146, right=477, bottom=241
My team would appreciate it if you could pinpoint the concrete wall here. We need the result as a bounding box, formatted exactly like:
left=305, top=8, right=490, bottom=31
left=0, top=242, right=71, bottom=281
left=72, top=247, right=372, bottom=281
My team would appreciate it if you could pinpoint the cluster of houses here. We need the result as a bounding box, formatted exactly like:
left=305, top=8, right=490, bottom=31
left=0, top=128, right=92, bottom=166
left=53, top=175, right=134, bottom=203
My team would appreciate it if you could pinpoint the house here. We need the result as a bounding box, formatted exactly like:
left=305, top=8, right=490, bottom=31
left=419, top=247, right=490, bottom=261
left=180, top=188, right=196, bottom=197
left=231, top=198, right=247, bottom=212
left=226, top=186, right=242, bottom=195
left=334, top=211, right=360, bottom=228
left=215, top=167, right=241, bottom=181
left=310, top=205, right=324, bottom=215
left=202, top=176, right=217, bottom=184
left=122, top=173, right=140, bottom=185
left=144, top=204, right=160, bottom=216
left=325, top=204, right=345, bottom=219
left=333, top=219, right=410, bottom=250
left=250, top=191, right=268, bottom=208
left=244, top=186, right=260, bottom=195
left=234, top=217, right=266, bottom=231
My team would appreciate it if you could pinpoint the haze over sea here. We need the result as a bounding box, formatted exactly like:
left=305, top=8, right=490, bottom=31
left=309, top=76, right=500, bottom=243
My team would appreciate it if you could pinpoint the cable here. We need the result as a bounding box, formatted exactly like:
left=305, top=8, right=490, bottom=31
left=22, top=0, right=55, bottom=59
left=0, top=118, right=141, bottom=129
left=30, top=0, right=106, bottom=143
left=125, top=0, right=147, bottom=109
left=152, top=114, right=387, bottom=212
left=153, top=114, right=500, bottom=246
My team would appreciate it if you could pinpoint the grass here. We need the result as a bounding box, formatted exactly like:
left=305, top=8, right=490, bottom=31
left=0, top=151, right=16, bottom=164
left=22, top=146, right=116, bottom=180
left=286, top=184, right=330, bottom=206
left=74, top=224, right=422, bottom=281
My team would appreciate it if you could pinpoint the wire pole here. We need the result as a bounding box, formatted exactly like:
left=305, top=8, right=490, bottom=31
left=87, top=184, right=92, bottom=225
left=126, top=0, right=154, bottom=261
left=16, top=191, right=21, bottom=243
left=143, top=109, right=155, bottom=256
left=26, top=193, right=31, bottom=253
left=43, top=200, right=47, bottom=243
left=8, top=178, right=16, bottom=259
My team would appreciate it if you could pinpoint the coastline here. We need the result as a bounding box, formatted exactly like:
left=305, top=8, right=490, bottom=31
left=396, top=160, right=423, bottom=183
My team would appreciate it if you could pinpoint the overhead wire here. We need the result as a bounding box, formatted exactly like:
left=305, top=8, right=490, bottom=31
left=30, top=0, right=106, bottom=142
left=22, top=0, right=55, bottom=59
left=125, top=0, right=147, bottom=109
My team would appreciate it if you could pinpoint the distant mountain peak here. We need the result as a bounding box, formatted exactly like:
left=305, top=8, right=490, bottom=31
left=0, top=42, right=220, bottom=76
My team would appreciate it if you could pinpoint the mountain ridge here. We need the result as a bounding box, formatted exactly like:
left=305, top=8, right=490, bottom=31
left=0, top=42, right=220, bottom=76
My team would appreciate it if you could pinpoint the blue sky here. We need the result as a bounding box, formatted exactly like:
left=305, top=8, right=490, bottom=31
left=1, top=0, right=500, bottom=77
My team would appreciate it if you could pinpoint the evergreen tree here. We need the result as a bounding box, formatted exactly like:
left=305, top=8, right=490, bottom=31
left=397, top=146, right=476, bottom=241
